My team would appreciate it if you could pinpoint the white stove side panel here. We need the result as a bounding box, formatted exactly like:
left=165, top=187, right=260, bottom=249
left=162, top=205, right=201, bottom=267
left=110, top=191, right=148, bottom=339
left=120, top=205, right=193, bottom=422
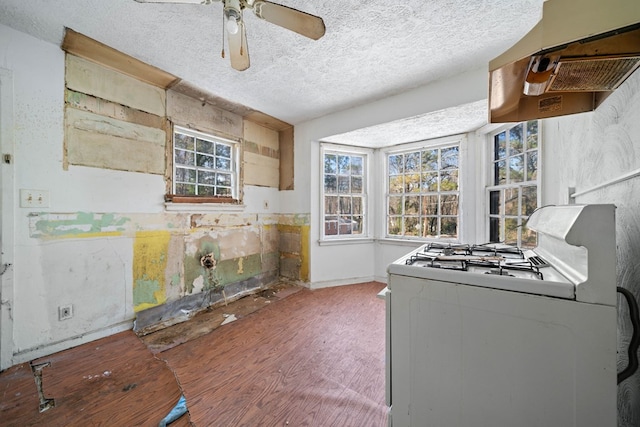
left=388, top=274, right=616, bottom=427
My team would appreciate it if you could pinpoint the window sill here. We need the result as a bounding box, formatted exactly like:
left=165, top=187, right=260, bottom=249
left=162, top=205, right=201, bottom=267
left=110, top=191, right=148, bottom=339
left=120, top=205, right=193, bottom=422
left=318, top=237, right=375, bottom=246
left=164, top=202, right=245, bottom=213
left=378, top=237, right=459, bottom=246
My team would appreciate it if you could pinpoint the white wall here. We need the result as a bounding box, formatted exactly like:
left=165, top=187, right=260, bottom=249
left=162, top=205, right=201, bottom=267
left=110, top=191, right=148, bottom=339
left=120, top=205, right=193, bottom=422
left=290, top=68, right=488, bottom=287
left=542, top=71, right=640, bottom=427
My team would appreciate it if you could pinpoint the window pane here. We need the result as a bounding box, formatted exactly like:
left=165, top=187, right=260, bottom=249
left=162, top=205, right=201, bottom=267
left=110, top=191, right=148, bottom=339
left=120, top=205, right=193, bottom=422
left=338, top=155, right=350, bottom=174
left=352, top=197, right=363, bottom=215
left=175, top=149, right=195, bottom=166
left=389, top=154, right=403, bottom=175
left=197, top=153, right=214, bottom=169
left=351, top=176, right=363, bottom=193
left=441, top=194, right=459, bottom=216
left=216, top=187, right=231, bottom=196
left=404, top=217, right=420, bottom=236
left=441, top=218, right=458, bottom=238
left=352, top=216, right=363, bottom=234
left=175, top=133, right=194, bottom=150
left=422, top=149, right=438, bottom=171
left=505, top=188, right=519, bottom=215
left=522, top=186, right=538, bottom=215
left=422, top=172, right=438, bottom=191
left=216, top=157, right=231, bottom=171
left=325, top=154, right=337, bottom=174
left=197, top=138, right=214, bottom=154
left=405, top=173, right=421, bottom=193
left=339, top=196, right=352, bottom=214
left=338, top=176, right=350, bottom=193
left=489, top=190, right=501, bottom=215
left=216, top=173, right=231, bottom=186
left=176, top=167, right=196, bottom=183
left=325, top=196, right=338, bottom=214
left=389, top=196, right=403, bottom=215
left=494, top=132, right=506, bottom=160
left=441, top=169, right=458, bottom=191
left=339, top=217, right=353, bottom=235
left=509, top=123, right=523, bottom=154
left=389, top=175, right=404, bottom=194
left=198, top=170, right=215, bottom=185
left=405, top=196, right=420, bottom=215
left=351, top=156, right=363, bottom=175
left=198, top=185, right=215, bottom=196
left=505, top=218, right=519, bottom=245
left=388, top=217, right=401, bottom=235
left=324, top=175, right=337, bottom=193
left=526, top=151, right=538, bottom=181
left=495, top=160, right=506, bottom=185
left=175, top=183, right=195, bottom=195
left=489, top=217, right=500, bottom=243
left=405, top=152, right=420, bottom=172
left=422, top=217, right=438, bottom=238
left=421, top=195, right=438, bottom=215
left=216, top=144, right=231, bottom=158
left=509, top=155, right=524, bottom=183
left=526, top=121, right=538, bottom=150
left=325, top=217, right=338, bottom=235
left=441, top=146, right=459, bottom=169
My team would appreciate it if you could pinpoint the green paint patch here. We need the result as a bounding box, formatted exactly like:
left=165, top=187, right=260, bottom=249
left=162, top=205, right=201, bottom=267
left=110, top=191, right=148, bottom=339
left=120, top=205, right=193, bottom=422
left=134, top=277, right=161, bottom=306
left=216, top=254, right=262, bottom=286
left=33, top=212, right=130, bottom=238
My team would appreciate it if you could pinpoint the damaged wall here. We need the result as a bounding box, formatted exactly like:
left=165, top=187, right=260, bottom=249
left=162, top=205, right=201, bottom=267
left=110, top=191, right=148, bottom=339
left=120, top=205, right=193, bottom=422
left=0, top=25, right=310, bottom=368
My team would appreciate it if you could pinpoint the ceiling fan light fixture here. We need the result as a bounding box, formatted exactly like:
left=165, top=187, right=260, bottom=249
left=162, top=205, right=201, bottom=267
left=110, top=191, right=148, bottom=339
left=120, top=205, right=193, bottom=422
left=224, top=0, right=242, bottom=35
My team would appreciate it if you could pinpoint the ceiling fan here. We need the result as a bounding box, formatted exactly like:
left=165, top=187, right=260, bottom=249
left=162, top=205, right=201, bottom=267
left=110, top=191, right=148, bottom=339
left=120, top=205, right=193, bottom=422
left=134, top=0, right=326, bottom=71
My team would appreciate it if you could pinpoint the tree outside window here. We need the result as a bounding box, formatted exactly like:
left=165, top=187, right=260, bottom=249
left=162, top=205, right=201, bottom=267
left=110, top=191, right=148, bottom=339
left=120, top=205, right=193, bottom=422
left=322, top=149, right=367, bottom=238
left=387, top=144, right=459, bottom=239
left=488, top=121, right=539, bottom=247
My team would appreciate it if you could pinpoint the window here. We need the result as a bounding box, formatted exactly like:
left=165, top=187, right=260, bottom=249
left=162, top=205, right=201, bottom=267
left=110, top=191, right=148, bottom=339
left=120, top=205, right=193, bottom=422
left=386, top=143, right=459, bottom=239
left=322, top=147, right=367, bottom=239
left=171, top=126, right=238, bottom=201
left=487, top=121, right=539, bottom=247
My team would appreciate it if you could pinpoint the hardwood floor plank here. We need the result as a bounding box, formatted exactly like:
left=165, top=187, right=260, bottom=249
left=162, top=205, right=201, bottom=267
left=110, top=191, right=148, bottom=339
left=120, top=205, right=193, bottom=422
left=159, top=282, right=388, bottom=426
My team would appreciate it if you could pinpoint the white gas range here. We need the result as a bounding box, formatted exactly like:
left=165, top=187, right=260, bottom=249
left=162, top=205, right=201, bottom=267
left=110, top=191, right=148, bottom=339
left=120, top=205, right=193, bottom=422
left=384, top=204, right=617, bottom=427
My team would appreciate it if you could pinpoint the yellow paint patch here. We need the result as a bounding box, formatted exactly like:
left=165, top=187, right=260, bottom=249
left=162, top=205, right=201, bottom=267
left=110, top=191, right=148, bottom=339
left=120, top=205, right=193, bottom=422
left=300, top=225, right=310, bottom=281
left=133, top=230, right=171, bottom=312
left=237, top=257, right=244, bottom=275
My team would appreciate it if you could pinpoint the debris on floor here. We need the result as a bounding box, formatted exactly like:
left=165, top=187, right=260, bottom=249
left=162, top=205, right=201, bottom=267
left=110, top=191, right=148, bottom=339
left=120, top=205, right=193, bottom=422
left=158, top=394, right=188, bottom=427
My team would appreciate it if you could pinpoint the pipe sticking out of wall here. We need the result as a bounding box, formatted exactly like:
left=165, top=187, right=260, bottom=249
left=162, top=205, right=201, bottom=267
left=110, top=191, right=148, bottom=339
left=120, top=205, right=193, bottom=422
left=570, top=167, right=640, bottom=201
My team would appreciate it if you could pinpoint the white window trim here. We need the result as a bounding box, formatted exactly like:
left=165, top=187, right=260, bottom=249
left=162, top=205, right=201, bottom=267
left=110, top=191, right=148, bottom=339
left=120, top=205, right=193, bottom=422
left=319, top=142, right=373, bottom=244
left=380, top=134, right=463, bottom=243
left=483, top=121, right=542, bottom=246
left=166, top=125, right=242, bottom=209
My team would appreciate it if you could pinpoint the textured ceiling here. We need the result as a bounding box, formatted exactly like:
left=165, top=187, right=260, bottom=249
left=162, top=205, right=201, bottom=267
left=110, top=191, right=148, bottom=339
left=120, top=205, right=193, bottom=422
left=0, top=0, right=543, bottom=145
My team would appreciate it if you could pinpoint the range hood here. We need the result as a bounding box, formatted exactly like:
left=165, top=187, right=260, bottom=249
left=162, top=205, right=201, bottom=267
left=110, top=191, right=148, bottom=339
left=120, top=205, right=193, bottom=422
left=489, top=0, right=640, bottom=123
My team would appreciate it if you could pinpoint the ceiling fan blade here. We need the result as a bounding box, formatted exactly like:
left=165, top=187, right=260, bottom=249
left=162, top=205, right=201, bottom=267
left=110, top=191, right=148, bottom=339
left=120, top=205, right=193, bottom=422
left=228, top=20, right=250, bottom=71
left=252, top=1, right=325, bottom=40
left=136, top=0, right=220, bottom=4
left=134, top=0, right=219, bottom=3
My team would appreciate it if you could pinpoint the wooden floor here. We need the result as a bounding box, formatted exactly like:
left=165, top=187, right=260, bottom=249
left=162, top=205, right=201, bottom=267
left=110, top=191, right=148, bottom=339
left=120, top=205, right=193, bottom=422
left=0, top=282, right=388, bottom=426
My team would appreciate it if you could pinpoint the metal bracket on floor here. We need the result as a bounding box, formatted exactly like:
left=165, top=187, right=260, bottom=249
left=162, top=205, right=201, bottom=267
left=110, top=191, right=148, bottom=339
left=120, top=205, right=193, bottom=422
left=29, top=361, right=56, bottom=413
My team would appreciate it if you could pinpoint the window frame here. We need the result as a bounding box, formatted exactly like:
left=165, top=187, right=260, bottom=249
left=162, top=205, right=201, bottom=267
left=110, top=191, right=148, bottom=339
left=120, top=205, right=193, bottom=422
left=485, top=120, right=541, bottom=248
left=320, top=143, right=371, bottom=242
left=383, top=136, right=462, bottom=242
left=166, top=125, right=241, bottom=205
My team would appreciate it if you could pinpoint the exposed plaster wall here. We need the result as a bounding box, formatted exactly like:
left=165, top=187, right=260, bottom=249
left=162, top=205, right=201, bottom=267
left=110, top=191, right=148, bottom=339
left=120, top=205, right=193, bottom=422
left=542, top=70, right=640, bottom=427
left=0, top=25, right=303, bottom=367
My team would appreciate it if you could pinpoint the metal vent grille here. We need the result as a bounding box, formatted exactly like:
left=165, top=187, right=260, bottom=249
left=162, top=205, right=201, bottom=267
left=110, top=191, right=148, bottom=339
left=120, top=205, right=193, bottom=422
left=548, top=56, right=640, bottom=92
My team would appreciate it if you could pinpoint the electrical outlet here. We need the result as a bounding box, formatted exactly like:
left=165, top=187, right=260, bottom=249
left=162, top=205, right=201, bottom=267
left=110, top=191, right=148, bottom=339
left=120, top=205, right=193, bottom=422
left=20, top=189, right=50, bottom=208
left=58, top=305, right=73, bottom=321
